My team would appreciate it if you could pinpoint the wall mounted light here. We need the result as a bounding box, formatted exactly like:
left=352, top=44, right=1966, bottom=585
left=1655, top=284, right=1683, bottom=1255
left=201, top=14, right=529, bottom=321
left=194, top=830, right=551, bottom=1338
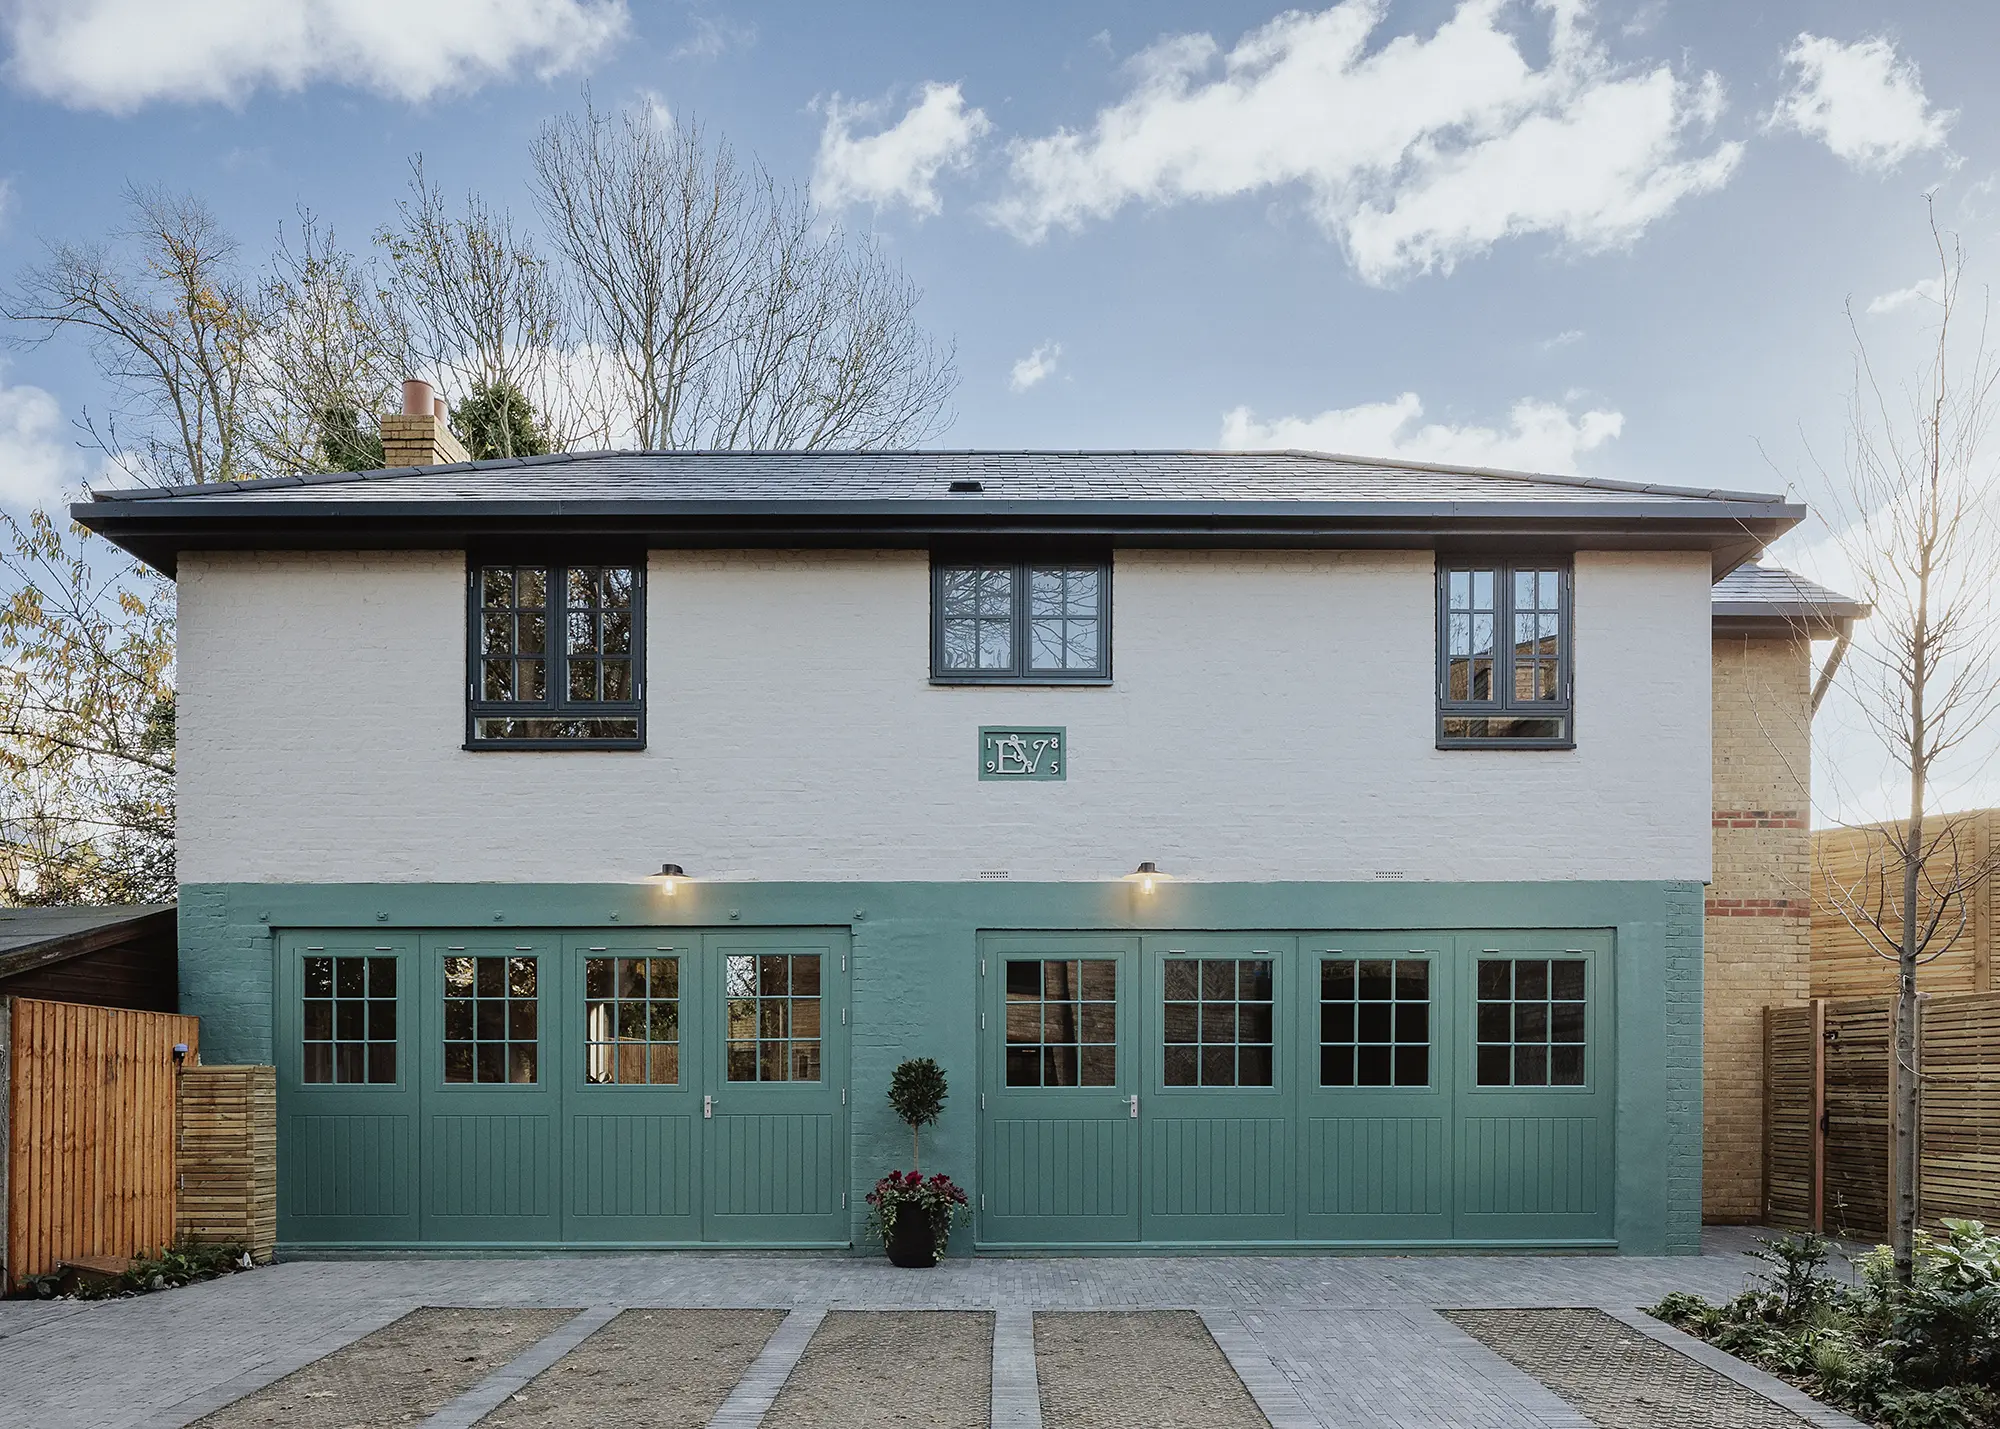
left=657, top=863, right=688, bottom=896
left=1122, top=861, right=1171, bottom=894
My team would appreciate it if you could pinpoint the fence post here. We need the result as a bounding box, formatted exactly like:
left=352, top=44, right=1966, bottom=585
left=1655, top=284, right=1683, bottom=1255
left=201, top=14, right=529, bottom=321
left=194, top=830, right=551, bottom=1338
left=1811, top=997, right=1826, bottom=1233
left=1, top=995, right=10, bottom=1292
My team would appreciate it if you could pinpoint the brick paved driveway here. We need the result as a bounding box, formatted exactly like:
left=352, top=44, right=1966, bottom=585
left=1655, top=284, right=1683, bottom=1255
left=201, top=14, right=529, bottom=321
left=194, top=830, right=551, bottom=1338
left=0, top=1229, right=1853, bottom=1429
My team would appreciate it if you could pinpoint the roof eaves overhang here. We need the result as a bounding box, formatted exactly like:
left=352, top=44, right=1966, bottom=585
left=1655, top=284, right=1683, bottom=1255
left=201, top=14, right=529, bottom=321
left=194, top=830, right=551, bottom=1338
left=74, top=496, right=1806, bottom=578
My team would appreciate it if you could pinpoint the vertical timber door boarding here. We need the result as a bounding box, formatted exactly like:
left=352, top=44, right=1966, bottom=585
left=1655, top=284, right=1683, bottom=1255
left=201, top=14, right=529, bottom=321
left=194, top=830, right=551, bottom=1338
left=562, top=935, right=702, bottom=1244
left=419, top=934, right=562, bottom=1244
left=277, top=934, right=419, bottom=1247
left=1141, top=935, right=1294, bottom=1243
left=703, top=930, right=850, bottom=1246
left=1453, top=931, right=1616, bottom=1243
left=979, top=932, right=1141, bottom=1247
left=1297, top=932, right=1454, bottom=1243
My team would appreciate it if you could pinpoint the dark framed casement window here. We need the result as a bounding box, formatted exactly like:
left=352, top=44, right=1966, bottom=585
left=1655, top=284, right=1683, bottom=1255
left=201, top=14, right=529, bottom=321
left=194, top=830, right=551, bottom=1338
left=467, top=559, right=645, bottom=748
left=931, top=559, right=1111, bottom=682
left=1437, top=559, right=1573, bottom=747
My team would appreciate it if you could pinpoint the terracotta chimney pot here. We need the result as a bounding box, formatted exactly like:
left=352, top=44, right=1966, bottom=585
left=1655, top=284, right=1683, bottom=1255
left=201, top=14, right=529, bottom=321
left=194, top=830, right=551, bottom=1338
left=401, top=379, right=433, bottom=417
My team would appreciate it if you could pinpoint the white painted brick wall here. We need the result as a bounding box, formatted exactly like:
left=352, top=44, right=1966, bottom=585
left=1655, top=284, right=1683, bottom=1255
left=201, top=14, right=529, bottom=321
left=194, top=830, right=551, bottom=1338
left=176, top=546, right=1713, bottom=885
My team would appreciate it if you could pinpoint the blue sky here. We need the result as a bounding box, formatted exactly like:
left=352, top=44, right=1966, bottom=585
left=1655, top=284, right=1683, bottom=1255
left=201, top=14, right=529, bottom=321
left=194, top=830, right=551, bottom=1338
left=0, top=0, right=1990, bottom=817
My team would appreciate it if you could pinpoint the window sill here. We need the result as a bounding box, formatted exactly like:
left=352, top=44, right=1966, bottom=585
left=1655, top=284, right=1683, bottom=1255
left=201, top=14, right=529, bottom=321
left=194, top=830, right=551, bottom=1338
left=929, top=674, right=1112, bottom=687
left=1435, top=740, right=1577, bottom=752
left=463, top=741, right=648, bottom=753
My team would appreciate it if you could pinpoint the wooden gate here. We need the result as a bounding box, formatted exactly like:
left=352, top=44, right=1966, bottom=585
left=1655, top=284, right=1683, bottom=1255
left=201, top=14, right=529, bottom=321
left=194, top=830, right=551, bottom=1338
left=1765, top=992, right=2000, bottom=1237
left=3, top=996, right=199, bottom=1288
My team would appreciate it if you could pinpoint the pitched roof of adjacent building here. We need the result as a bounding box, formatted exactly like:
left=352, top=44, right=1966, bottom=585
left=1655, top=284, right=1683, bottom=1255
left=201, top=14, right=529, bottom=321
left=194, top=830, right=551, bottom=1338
left=0, top=903, right=176, bottom=982
left=73, top=448, right=1805, bottom=575
left=1711, top=561, right=1869, bottom=637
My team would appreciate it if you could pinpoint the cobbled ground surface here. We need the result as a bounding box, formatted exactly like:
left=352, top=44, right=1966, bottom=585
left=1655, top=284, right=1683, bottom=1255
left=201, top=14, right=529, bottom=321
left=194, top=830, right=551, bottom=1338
left=474, top=1308, right=783, bottom=1428
left=1034, top=1310, right=1269, bottom=1429
left=761, top=1310, right=995, bottom=1429
left=1445, top=1307, right=1820, bottom=1429
left=188, top=1306, right=576, bottom=1429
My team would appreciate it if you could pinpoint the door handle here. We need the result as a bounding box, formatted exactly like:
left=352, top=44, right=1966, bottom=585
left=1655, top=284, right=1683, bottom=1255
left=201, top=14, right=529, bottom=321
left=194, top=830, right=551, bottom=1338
left=704, top=1094, right=713, bottom=1120
left=1128, top=1094, right=1139, bottom=1119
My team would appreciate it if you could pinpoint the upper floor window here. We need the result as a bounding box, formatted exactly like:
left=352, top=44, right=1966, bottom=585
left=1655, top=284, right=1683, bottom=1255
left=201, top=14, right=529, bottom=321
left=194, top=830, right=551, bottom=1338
left=1437, top=560, right=1572, bottom=748
left=468, top=561, right=645, bottom=748
left=932, top=560, right=1110, bottom=682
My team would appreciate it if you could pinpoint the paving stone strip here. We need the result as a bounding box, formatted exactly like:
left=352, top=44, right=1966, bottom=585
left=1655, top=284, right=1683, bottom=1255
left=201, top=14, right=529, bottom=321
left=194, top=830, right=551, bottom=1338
left=184, top=1306, right=578, bottom=1429
left=760, top=1310, right=995, bottom=1429
left=1034, top=1311, right=1270, bottom=1429
left=462, top=1308, right=784, bottom=1429
left=1444, top=1307, right=1824, bottom=1429
left=991, top=1309, right=1042, bottom=1429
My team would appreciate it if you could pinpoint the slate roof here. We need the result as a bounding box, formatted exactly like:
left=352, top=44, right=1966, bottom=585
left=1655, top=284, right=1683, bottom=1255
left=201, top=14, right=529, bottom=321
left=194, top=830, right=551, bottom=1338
left=72, top=449, right=1806, bottom=576
left=1712, top=561, right=1868, bottom=636
left=84, top=448, right=1786, bottom=507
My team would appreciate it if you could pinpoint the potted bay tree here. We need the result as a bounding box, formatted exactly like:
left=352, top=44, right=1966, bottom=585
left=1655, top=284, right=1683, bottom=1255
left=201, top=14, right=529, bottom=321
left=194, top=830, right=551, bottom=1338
left=866, top=1057, right=969, bottom=1267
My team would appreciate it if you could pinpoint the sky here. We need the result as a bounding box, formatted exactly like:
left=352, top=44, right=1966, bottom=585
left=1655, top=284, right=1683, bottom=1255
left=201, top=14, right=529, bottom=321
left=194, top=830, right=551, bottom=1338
left=0, top=0, right=1993, bottom=825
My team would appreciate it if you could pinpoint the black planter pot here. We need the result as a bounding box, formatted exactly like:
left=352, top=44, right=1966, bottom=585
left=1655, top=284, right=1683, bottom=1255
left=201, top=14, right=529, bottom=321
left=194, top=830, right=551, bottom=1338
left=886, top=1205, right=943, bottom=1268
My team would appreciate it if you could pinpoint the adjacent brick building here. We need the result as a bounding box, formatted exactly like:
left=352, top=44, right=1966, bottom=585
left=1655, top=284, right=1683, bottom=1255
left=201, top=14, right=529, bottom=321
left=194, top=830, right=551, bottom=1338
left=1705, top=564, right=1866, bottom=1222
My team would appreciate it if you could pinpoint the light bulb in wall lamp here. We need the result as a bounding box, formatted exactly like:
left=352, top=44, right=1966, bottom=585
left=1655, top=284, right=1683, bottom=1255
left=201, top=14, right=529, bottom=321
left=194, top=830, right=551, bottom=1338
left=1122, top=861, right=1171, bottom=894
left=657, top=863, right=687, bottom=896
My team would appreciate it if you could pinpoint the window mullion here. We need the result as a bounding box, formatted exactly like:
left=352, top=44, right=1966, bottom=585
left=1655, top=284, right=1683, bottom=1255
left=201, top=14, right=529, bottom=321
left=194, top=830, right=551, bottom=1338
left=1013, top=561, right=1031, bottom=679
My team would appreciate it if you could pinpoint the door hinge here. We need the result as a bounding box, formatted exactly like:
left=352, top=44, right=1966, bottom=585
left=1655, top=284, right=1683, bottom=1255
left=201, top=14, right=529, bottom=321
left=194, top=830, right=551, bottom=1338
left=842, top=952, right=847, bottom=972
left=980, top=1193, right=986, bottom=1210
left=980, top=1012, right=986, bottom=1030
left=980, top=958, right=986, bottom=976
left=841, top=1008, right=847, bottom=1025
left=980, top=1092, right=985, bottom=1110
left=842, top=1190, right=848, bottom=1208
left=841, top=1087, right=847, bottom=1104
left=703, top=1094, right=712, bottom=1119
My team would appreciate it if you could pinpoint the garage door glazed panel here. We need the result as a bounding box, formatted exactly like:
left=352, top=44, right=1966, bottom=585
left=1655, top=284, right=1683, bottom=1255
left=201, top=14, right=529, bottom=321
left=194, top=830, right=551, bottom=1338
left=1452, top=932, right=1615, bottom=1244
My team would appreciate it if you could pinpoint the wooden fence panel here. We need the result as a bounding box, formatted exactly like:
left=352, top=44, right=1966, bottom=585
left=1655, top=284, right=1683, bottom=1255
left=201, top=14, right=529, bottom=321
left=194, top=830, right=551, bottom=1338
left=176, top=1066, right=276, bottom=1262
left=1919, top=991, right=2000, bottom=1230
left=1812, top=812, right=1995, bottom=999
left=1822, top=997, right=1891, bottom=1240
left=5, top=997, right=198, bottom=1288
left=1764, top=1005, right=1818, bottom=1230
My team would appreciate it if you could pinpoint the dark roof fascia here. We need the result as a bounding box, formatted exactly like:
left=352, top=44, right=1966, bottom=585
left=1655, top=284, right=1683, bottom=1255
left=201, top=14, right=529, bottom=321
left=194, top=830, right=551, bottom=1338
left=0, top=905, right=176, bottom=983
left=74, top=497, right=1805, bottom=577
left=1713, top=601, right=1868, bottom=640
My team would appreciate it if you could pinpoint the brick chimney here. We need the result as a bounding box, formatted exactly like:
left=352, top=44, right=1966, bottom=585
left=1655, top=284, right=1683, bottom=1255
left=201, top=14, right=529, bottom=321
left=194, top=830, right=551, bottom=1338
left=380, top=379, right=471, bottom=467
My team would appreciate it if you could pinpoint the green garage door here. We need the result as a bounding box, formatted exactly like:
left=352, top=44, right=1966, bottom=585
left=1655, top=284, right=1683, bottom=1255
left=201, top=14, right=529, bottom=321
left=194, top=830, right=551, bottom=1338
left=277, top=928, right=848, bottom=1249
left=978, top=929, right=1614, bottom=1249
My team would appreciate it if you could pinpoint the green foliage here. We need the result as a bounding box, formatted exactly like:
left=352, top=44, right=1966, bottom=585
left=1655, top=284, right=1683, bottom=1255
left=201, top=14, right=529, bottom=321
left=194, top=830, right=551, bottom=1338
left=12, top=1241, right=249, bottom=1300
left=0, top=510, right=176, bottom=904
left=1651, top=1226, right=2000, bottom=1428
left=315, top=405, right=385, bottom=472
left=887, top=1056, right=948, bottom=1170
left=451, top=379, right=550, bottom=461
left=863, top=1170, right=969, bottom=1266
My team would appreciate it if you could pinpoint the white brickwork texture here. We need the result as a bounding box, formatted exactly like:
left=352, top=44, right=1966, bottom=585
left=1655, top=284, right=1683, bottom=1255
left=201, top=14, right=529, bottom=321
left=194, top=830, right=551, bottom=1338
left=176, top=547, right=1714, bottom=886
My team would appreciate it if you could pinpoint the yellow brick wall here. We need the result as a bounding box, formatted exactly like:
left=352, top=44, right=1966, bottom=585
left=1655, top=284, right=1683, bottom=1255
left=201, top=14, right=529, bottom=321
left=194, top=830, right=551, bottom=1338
left=1707, top=634, right=1814, bottom=1222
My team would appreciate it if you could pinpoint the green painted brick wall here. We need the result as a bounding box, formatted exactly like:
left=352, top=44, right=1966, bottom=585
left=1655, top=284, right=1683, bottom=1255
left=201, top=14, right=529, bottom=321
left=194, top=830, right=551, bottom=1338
left=180, top=877, right=1702, bottom=1254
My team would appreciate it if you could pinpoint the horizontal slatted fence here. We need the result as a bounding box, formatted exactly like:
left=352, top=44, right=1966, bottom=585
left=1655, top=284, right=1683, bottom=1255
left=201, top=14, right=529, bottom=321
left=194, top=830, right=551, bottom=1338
left=176, top=1065, right=277, bottom=1262
left=5, top=997, right=198, bottom=1288
left=1918, top=992, right=2000, bottom=1230
left=1812, top=813, right=1995, bottom=1000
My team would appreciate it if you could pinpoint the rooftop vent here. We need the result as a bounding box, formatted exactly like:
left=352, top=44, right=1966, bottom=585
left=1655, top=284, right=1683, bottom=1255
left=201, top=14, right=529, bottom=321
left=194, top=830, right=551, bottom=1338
left=948, top=479, right=983, bottom=493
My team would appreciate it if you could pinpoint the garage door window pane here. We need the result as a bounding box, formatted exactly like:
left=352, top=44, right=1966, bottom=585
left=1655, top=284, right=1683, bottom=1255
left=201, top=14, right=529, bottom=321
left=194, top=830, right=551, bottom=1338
left=585, top=955, right=679, bottom=1084
left=443, top=954, right=538, bottom=1084
left=1320, top=957, right=1429, bottom=1088
left=1004, top=958, right=1116, bottom=1087
left=724, top=953, right=820, bottom=1082
left=1163, top=957, right=1274, bottom=1088
left=1475, top=957, right=1587, bottom=1087
left=302, top=953, right=397, bottom=1085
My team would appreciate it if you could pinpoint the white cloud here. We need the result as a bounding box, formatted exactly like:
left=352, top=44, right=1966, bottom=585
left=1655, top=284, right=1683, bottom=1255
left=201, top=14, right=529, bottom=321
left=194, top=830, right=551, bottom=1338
left=1008, top=342, right=1062, bottom=393
left=1, top=0, right=626, bottom=111
left=991, top=0, right=1742, bottom=283
left=1539, top=328, right=1585, bottom=350
left=670, top=13, right=753, bottom=63
left=1867, top=275, right=1946, bottom=314
left=1218, top=391, right=1624, bottom=474
left=814, top=82, right=991, bottom=217
left=0, top=375, right=88, bottom=511
left=1766, top=34, right=1952, bottom=172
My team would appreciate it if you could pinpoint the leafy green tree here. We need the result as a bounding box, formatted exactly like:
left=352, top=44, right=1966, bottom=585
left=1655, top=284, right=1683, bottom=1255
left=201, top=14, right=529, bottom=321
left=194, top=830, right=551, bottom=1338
left=315, top=405, right=386, bottom=471
left=452, top=379, right=550, bottom=461
left=0, top=511, right=176, bottom=904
